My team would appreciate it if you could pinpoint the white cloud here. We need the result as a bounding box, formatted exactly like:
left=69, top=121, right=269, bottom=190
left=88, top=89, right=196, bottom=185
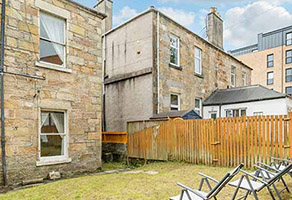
left=159, top=0, right=292, bottom=4
left=113, top=6, right=138, bottom=26
left=159, top=7, right=196, bottom=28
left=224, top=1, right=292, bottom=49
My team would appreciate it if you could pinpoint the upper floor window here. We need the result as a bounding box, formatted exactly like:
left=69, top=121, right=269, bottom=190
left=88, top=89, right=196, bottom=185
left=286, top=50, right=292, bottom=64
left=194, top=98, right=202, bottom=116
left=242, top=72, right=246, bottom=86
left=194, top=47, right=202, bottom=75
left=286, top=86, right=292, bottom=95
left=170, top=93, right=180, bottom=111
left=40, top=12, right=66, bottom=67
left=267, top=54, right=274, bottom=68
left=267, top=72, right=274, bottom=85
left=286, top=68, right=292, bottom=82
left=231, top=66, right=236, bottom=87
left=170, top=35, right=179, bottom=66
left=286, top=32, right=292, bottom=46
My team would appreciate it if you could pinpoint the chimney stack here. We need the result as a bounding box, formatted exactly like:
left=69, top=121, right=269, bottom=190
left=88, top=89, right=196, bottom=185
left=207, top=7, right=223, bottom=49
left=94, top=0, right=113, bottom=34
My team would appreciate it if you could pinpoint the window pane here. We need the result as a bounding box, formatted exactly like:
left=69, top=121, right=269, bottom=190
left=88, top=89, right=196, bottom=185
left=40, top=39, right=64, bottom=66
left=267, top=54, right=273, bottom=61
left=171, top=94, right=178, bottom=106
left=287, top=57, right=292, bottom=64
left=211, top=113, right=216, bottom=119
left=171, top=107, right=178, bottom=111
left=195, top=99, right=200, bottom=109
left=170, top=36, right=178, bottom=48
left=41, top=111, right=64, bottom=133
left=241, top=110, right=246, bottom=116
left=170, top=47, right=178, bottom=65
left=41, top=135, right=64, bottom=157
left=40, top=12, right=65, bottom=43
left=286, top=87, right=292, bottom=94
left=287, top=50, right=292, bottom=57
left=267, top=61, right=273, bottom=67
left=195, top=59, right=201, bottom=74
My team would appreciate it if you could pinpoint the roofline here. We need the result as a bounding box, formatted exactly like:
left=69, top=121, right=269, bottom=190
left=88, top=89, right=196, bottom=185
left=203, top=96, right=287, bottom=106
left=103, top=8, right=153, bottom=36
left=68, top=0, right=106, bottom=19
left=229, top=44, right=258, bottom=53
left=230, top=25, right=292, bottom=53
left=203, top=85, right=289, bottom=106
left=102, top=7, right=252, bottom=70
left=261, top=25, right=292, bottom=37
left=95, top=0, right=113, bottom=7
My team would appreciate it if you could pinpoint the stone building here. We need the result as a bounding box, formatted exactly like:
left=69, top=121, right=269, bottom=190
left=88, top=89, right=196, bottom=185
left=0, top=0, right=105, bottom=185
left=229, top=26, right=292, bottom=94
left=102, top=6, right=252, bottom=132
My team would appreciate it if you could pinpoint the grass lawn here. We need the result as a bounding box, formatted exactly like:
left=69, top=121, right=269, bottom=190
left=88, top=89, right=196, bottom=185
left=0, top=162, right=292, bottom=199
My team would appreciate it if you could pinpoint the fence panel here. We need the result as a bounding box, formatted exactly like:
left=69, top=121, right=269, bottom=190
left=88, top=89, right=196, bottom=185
left=127, top=114, right=292, bottom=168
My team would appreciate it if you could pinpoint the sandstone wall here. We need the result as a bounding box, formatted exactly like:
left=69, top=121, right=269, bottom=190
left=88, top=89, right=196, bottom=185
left=156, top=12, right=252, bottom=114
left=0, top=0, right=103, bottom=185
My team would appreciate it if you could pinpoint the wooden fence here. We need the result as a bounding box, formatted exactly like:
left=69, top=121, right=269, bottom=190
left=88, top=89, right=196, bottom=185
left=102, top=132, right=128, bottom=144
left=127, top=113, right=292, bottom=168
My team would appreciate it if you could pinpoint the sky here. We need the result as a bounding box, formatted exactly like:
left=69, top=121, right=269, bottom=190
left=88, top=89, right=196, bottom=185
left=75, top=0, right=292, bottom=50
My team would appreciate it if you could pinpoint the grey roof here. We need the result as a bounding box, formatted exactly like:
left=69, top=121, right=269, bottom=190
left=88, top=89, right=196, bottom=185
left=203, top=85, right=287, bottom=106
left=150, top=110, right=201, bottom=119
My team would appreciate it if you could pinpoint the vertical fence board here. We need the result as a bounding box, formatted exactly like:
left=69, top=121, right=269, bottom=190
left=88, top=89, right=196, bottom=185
left=127, top=113, right=292, bottom=168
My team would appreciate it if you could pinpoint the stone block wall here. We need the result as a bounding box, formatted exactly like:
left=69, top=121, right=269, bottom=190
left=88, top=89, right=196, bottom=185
left=156, top=12, right=252, bottom=113
left=0, top=0, right=104, bottom=185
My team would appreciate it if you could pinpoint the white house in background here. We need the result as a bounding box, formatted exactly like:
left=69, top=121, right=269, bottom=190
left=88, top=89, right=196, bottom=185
left=203, top=85, right=292, bottom=119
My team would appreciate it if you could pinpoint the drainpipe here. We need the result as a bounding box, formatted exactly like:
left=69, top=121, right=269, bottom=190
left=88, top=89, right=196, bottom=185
left=219, top=104, right=222, bottom=118
left=0, top=0, right=7, bottom=186
left=156, top=11, right=160, bottom=114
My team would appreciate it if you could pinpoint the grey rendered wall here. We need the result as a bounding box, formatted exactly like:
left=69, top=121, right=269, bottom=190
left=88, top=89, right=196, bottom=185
left=104, top=11, right=154, bottom=131
left=105, top=74, right=153, bottom=131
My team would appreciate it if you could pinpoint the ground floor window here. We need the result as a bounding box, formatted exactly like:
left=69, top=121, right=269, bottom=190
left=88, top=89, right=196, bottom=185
left=170, top=94, right=180, bottom=111
left=226, top=108, right=246, bottom=117
left=40, top=111, right=66, bottom=158
left=253, top=112, right=263, bottom=116
left=210, top=112, right=217, bottom=119
left=194, top=98, right=202, bottom=116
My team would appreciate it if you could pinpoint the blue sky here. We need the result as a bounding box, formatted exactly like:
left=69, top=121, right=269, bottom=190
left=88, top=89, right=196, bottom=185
left=76, top=0, right=292, bottom=50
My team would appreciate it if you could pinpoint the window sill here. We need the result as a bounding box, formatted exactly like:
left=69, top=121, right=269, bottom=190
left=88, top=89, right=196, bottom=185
left=36, top=157, right=72, bottom=167
left=169, top=63, right=182, bottom=71
left=194, top=73, right=203, bottom=78
left=35, top=61, right=72, bottom=73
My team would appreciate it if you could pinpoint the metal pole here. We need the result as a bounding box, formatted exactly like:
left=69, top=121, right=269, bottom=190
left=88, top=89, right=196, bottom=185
left=0, top=0, right=7, bottom=186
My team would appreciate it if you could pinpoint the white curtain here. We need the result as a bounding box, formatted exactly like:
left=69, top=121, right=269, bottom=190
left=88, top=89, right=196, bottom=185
left=51, top=113, right=65, bottom=155
left=40, top=13, right=64, bottom=63
left=41, top=113, right=49, bottom=127
left=41, top=113, right=49, bottom=142
left=51, top=113, right=64, bottom=134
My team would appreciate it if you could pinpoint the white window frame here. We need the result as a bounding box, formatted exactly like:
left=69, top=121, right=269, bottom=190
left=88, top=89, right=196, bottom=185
left=242, top=72, right=246, bottom=86
left=194, top=98, right=202, bottom=116
left=254, top=112, right=263, bottom=116
left=170, top=93, right=180, bottom=111
left=194, top=47, right=202, bottom=75
left=231, top=66, right=236, bottom=87
left=37, top=109, right=70, bottom=166
left=36, top=10, right=71, bottom=73
left=225, top=108, right=247, bottom=117
left=170, top=34, right=180, bottom=67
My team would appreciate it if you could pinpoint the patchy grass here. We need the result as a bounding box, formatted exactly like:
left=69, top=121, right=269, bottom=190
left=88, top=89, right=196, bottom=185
left=0, top=162, right=292, bottom=199
left=101, top=162, right=128, bottom=171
